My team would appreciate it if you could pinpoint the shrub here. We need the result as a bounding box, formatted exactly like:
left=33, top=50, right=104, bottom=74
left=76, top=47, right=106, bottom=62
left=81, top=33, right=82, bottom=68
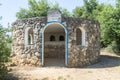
left=0, top=25, right=11, bottom=80
left=105, top=41, right=120, bottom=55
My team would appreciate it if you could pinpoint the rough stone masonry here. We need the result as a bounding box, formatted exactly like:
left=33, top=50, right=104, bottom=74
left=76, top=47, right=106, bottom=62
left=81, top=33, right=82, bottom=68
left=12, top=9, right=100, bottom=67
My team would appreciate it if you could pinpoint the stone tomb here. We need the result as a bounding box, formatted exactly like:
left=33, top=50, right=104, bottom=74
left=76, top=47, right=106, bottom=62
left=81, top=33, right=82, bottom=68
left=12, top=9, right=100, bottom=67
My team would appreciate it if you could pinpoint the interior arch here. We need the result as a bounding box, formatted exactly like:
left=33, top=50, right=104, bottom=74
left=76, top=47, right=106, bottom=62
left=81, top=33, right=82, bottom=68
left=43, top=23, right=66, bottom=67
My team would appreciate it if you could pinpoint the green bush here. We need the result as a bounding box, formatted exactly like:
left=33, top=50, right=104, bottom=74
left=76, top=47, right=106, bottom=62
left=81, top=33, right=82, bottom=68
left=105, top=41, right=120, bottom=54
left=0, top=25, right=11, bottom=80
left=111, top=41, right=120, bottom=54
left=0, top=63, right=8, bottom=80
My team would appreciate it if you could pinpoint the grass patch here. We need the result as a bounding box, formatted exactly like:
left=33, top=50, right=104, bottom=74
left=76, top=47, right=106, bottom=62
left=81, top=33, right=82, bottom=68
left=41, top=77, right=49, bottom=80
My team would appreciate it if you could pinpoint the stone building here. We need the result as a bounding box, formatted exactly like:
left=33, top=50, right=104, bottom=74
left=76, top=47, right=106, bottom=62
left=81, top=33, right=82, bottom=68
left=12, top=9, right=100, bottom=67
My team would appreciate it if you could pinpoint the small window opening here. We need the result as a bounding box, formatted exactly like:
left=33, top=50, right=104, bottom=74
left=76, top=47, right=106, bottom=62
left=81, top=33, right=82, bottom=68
left=76, top=28, right=82, bottom=45
left=76, top=27, right=86, bottom=46
left=28, top=34, right=31, bottom=44
left=28, top=28, right=33, bottom=45
left=59, top=35, right=64, bottom=41
left=50, top=35, right=55, bottom=41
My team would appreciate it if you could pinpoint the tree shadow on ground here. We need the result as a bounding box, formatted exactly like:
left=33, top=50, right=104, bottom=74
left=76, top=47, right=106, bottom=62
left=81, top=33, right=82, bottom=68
left=85, top=55, right=120, bottom=68
left=4, top=73, right=27, bottom=80
left=4, top=73, right=19, bottom=80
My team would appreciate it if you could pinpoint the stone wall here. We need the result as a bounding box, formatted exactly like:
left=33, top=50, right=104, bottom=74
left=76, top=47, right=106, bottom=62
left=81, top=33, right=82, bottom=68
left=62, top=17, right=100, bottom=67
left=12, top=17, right=47, bottom=66
left=12, top=16, right=100, bottom=67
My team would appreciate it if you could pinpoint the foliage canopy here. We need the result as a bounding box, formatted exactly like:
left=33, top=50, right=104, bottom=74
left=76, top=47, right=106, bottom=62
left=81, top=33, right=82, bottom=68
left=16, top=0, right=70, bottom=19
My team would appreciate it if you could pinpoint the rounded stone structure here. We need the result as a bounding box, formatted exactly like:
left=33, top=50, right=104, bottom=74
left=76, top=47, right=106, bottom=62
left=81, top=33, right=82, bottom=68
left=12, top=9, right=100, bottom=67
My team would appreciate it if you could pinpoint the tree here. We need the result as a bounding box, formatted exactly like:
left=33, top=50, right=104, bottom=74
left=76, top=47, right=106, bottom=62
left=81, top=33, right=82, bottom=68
left=16, top=0, right=71, bottom=19
left=16, top=0, right=50, bottom=19
left=73, top=0, right=99, bottom=19
left=0, top=23, right=11, bottom=80
left=97, top=0, right=120, bottom=53
left=105, top=0, right=120, bottom=53
left=95, top=4, right=114, bottom=47
left=50, top=3, right=71, bottom=17
left=0, top=3, right=11, bottom=78
left=73, top=6, right=85, bottom=17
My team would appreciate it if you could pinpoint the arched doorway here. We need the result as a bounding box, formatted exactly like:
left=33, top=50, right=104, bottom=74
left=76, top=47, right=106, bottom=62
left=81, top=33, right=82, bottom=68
left=40, top=22, right=68, bottom=67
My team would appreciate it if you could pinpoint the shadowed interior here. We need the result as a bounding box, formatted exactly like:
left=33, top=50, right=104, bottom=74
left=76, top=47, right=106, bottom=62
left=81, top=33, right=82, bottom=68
left=44, top=24, right=65, bottom=66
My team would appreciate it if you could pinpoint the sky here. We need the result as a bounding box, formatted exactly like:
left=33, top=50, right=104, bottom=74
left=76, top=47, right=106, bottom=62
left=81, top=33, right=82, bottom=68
left=0, top=0, right=115, bottom=27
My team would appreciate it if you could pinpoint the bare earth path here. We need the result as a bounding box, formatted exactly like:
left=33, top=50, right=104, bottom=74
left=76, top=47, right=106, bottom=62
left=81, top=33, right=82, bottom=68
left=6, top=52, right=120, bottom=80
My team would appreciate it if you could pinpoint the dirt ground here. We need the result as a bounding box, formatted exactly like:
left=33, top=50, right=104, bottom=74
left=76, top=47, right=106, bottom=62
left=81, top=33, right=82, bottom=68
left=5, top=52, right=120, bottom=80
